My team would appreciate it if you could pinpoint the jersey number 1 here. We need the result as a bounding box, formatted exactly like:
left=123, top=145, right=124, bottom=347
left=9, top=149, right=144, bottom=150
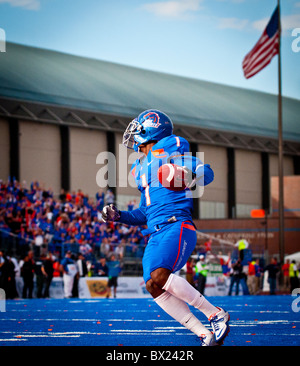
left=141, top=173, right=151, bottom=206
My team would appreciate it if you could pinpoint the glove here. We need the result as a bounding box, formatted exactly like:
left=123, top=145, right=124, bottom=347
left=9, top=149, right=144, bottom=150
left=101, top=204, right=121, bottom=222
left=182, top=166, right=197, bottom=189
left=183, top=164, right=209, bottom=189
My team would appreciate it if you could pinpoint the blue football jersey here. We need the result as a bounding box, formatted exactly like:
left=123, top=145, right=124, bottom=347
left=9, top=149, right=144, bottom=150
left=119, top=134, right=214, bottom=232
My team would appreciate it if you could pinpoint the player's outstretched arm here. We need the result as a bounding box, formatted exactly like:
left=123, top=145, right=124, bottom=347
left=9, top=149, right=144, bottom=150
left=118, top=208, right=147, bottom=226
left=197, top=164, right=214, bottom=186
left=119, top=195, right=147, bottom=226
left=101, top=201, right=147, bottom=226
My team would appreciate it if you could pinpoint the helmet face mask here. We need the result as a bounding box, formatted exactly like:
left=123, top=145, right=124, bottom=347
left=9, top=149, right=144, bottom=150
left=122, top=109, right=173, bottom=152
left=122, top=119, right=142, bottom=149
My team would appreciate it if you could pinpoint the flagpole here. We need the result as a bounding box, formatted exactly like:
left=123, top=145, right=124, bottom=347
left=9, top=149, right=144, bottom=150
left=277, top=0, right=285, bottom=265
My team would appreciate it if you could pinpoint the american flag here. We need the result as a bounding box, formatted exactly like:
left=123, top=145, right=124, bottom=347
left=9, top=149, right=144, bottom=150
left=242, top=6, right=279, bottom=79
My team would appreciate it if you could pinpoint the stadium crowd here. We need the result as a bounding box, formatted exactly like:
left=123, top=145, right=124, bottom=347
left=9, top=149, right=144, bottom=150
left=0, top=178, right=148, bottom=258
left=0, top=179, right=299, bottom=299
left=0, top=178, right=148, bottom=298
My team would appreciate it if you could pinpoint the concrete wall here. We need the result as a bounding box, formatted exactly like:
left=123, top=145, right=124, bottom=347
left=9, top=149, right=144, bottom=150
left=235, top=149, right=262, bottom=217
left=198, top=144, right=227, bottom=219
left=70, top=127, right=107, bottom=198
left=269, top=153, right=294, bottom=176
left=19, top=121, right=61, bottom=194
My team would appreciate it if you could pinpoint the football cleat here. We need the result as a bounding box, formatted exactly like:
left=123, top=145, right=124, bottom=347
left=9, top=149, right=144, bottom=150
left=199, top=332, right=219, bottom=346
left=209, top=307, right=230, bottom=344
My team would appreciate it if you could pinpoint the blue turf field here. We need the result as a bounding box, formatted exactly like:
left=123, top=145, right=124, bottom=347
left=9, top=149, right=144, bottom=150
left=0, top=295, right=299, bottom=346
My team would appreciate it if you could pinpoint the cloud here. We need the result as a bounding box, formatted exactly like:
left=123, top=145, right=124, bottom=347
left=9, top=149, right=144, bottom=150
left=218, top=17, right=249, bottom=30
left=141, top=0, right=203, bottom=19
left=0, top=0, right=40, bottom=10
left=252, top=13, right=300, bottom=35
left=280, top=14, right=300, bottom=31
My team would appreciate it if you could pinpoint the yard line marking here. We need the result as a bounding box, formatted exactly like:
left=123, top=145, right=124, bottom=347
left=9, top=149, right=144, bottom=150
left=0, top=338, right=27, bottom=341
left=14, top=335, right=80, bottom=338
left=110, top=329, right=175, bottom=333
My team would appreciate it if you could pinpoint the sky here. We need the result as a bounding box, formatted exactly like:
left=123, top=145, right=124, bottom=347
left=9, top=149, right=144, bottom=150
left=0, top=0, right=299, bottom=100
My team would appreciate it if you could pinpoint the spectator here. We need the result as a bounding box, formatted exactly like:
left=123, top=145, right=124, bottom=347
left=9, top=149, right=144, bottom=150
left=72, top=253, right=87, bottom=298
left=53, top=259, right=62, bottom=278
left=264, top=257, right=279, bottom=295
left=9, top=255, right=21, bottom=278
left=282, top=259, right=290, bottom=292
left=220, top=252, right=231, bottom=276
left=96, top=189, right=105, bottom=211
left=105, top=189, right=114, bottom=205
left=125, top=236, right=138, bottom=257
left=0, top=253, right=18, bottom=299
left=240, top=267, right=250, bottom=295
left=289, top=260, right=299, bottom=293
left=247, top=260, right=256, bottom=295
left=116, top=239, right=126, bottom=259
left=204, top=238, right=212, bottom=253
left=33, top=228, right=44, bottom=258
left=235, top=237, right=249, bottom=261
left=93, top=231, right=102, bottom=256
left=127, top=199, right=137, bottom=211
left=95, top=257, right=108, bottom=277
left=21, top=251, right=35, bottom=299
left=17, top=227, right=31, bottom=257
left=254, top=258, right=262, bottom=294
left=195, top=255, right=208, bottom=295
left=185, top=257, right=195, bottom=287
left=41, top=252, right=54, bottom=298
left=106, top=254, right=121, bottom=298
left=59, top=188, right=66, bottom=202
left=77, top=253, right=88, bottom=278
left=79, top=240, right=92, bottom=260
left=61, top=251, right=78, bottom=298
left=228, top=258, right=242, bottom=296
left=34, top=257, right=45, bottom=298
left=100, top=238, right=111, bottom=258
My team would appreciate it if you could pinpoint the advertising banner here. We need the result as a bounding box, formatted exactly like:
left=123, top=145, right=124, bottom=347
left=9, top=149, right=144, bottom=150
left=79, top=277, right=150, bottom=298
left=14, top=275, right=248, bottom=299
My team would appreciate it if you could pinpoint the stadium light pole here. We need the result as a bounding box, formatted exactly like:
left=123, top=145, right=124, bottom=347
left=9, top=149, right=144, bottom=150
left=277, top=0, right=285, bottom=265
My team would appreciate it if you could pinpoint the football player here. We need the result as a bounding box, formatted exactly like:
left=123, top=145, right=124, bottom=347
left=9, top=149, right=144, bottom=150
left=102, top=109, right=230, bottom=346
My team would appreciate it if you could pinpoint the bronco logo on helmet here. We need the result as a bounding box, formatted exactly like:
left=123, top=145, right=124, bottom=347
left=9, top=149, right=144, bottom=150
left=142, top=112, right=161, bottom=129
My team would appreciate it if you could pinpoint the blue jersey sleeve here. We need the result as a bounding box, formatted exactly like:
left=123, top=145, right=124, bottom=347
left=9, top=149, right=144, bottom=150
left=119, top=194, right=147, bottom=226
left=165, top=135, right=214, bottom=186
left=195, top=164, right=214, bottom=186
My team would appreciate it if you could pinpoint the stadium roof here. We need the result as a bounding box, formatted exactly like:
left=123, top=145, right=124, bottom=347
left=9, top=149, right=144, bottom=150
left=0, top=42, right=299, bottom=145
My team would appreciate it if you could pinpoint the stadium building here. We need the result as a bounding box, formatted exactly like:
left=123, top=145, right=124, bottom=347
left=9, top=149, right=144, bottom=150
left=0, top=42, right=299, bottom=258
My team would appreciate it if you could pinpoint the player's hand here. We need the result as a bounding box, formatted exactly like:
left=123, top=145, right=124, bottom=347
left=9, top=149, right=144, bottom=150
left=101, top=204, right=121, bottom=222
left=182, top=166, right=197, bottom=189
left=183, top=164, right=210, bottom=188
